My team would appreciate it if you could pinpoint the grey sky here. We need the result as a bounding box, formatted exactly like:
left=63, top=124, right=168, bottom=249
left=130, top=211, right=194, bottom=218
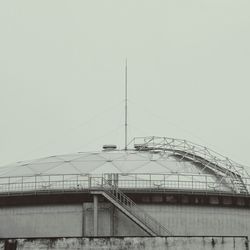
left=0, top=0, right=250, bottom=172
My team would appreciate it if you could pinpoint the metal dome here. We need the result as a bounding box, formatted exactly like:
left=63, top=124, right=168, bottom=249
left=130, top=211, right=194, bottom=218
left=0, top=136, right=249, bottom=196
left=0, top=149, right=226, bottom=176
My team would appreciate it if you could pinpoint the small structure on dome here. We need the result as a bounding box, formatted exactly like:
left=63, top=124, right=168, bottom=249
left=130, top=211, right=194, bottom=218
left=102, top=144, right=117, bottom=151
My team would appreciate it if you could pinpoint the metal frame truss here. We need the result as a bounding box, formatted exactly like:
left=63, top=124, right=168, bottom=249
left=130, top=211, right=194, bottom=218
left=129, top=136, right=249, bottom=194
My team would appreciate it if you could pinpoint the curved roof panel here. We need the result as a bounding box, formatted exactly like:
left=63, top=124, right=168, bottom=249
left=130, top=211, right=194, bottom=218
left=0, top=150, right=220, bottom=177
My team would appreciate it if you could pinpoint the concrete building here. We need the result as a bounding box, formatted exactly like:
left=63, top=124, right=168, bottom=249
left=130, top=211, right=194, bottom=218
left=0, top=136, right=249, bottom=248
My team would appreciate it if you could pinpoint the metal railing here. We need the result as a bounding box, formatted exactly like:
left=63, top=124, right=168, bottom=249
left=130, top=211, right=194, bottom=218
left=130, top=136, right=250, bottom=194
left=0, top=173, right=249, bottom=196
left=130, top=136, right=249, bottom=175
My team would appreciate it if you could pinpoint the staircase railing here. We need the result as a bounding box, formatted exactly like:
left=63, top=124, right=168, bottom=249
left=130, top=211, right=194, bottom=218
left=91, top=176, right=172, bottom=236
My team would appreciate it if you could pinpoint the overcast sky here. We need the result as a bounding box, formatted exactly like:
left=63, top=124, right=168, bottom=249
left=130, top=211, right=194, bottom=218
left=0, top=0, right=250, bottom=172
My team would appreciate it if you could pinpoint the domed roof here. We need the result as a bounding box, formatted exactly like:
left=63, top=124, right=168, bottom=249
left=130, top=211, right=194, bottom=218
left=0, top=136, right=249, bottom=195
left=0, top=150, right=218, bottom=177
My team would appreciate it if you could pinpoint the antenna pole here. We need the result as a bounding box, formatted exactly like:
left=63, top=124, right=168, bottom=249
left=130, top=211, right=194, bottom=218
left=125, top=59, right=128, bottom=150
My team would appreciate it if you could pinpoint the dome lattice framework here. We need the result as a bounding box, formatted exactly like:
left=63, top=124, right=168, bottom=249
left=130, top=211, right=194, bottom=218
left=0, top=136, right=249, bottom=196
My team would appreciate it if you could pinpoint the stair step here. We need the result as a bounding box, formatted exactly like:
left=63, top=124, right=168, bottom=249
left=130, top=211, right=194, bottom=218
left=90, top=182, right=172, bottom=236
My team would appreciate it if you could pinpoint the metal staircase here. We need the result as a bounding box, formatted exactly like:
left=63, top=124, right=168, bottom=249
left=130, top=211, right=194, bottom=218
left=90, top=178, right=172, bottom=236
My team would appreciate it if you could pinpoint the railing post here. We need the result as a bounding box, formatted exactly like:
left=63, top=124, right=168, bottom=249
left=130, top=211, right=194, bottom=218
left=21, top=176, right=24, bottom=194
left=88, top=175, right=91, bottom=189
left=192, top=175, right=194, bottom=192
left=49, top=175, right=51, bottom=193
left=8, top=177, right=10, bottom=195
left=35, top=176, right=37, bottom=194
left=62, top=175, right=64, bottom=192
left=205, top=175, right=208, bottom=194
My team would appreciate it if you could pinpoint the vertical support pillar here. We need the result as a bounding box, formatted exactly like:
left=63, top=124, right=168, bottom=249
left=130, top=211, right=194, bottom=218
left=110, top=205, right=115, bottom=236
left=82, top=203, right=85, bottom=237
left=93, top=195, right=98, bottom=236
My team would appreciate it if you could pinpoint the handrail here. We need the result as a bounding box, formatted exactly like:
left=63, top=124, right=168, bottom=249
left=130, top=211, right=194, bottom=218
left=99, top=177, right=172, bottom=236
left=0, top=173, right=249, bottom=196
left=131, top=136, right=248, bottom=175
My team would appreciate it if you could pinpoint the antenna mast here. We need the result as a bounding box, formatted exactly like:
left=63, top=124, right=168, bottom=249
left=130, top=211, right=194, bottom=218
left=125, top=59, right=128, bottom=150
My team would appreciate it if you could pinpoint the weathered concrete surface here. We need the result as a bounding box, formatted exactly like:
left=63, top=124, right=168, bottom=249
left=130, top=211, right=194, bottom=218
left=140, top=204, right=250, bottom=238
left=0, top=205, right=83, bottom=238
left=0, top=203, right=250, bottom=238
left=0, top=237, right=248, bottom=250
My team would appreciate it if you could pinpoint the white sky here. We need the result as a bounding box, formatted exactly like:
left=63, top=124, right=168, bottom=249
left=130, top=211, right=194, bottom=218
left=0, top=0, right=250, bottom=172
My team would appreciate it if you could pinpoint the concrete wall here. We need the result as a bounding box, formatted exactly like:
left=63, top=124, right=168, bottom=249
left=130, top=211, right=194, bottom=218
left=0, top=203, right=249, bottom=238
left=83, top=203, right=114, bottom=236
left=0, top=205, right=83, bottom=238
left=108, top=204, right=250, bottom=237
left=140, top=204, right=250, bottom=237
left=0, top=237, right=248, bottom=250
